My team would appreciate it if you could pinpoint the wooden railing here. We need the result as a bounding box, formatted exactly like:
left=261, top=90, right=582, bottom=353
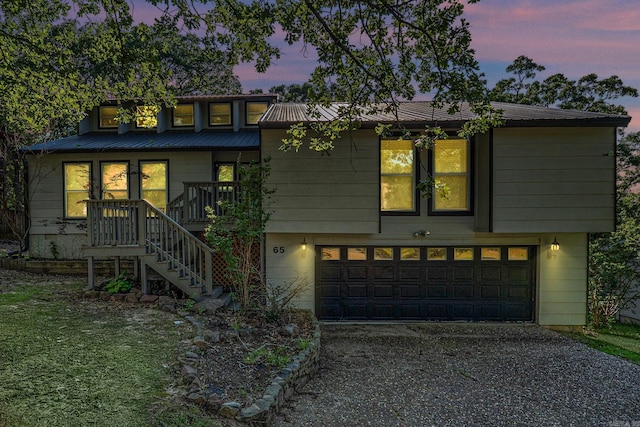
left=86, top=199, right=213, bottom=295
left=167, top=181, right=241, bottom=224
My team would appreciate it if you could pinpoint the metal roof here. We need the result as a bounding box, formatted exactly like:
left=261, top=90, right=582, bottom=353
left=23, top=130, right=260, bottom=153
left=260, top=101, right=631, bottom=128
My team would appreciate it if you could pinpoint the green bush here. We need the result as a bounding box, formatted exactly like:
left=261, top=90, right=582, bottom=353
left=103, top=273, right=133, bottom=294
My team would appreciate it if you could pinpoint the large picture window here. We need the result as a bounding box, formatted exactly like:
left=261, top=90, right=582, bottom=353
left=64, top=162, right=91, bottom=218
left=380, top=139, right=415, bottom=212
left=140, top=161, right=168, bottom=211
left=101, top=162, right=129, bottom=200
left=432, top=138, right=471, bottom=213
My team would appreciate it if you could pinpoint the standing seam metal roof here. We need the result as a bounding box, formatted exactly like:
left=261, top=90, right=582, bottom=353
left=23, top=130, right=260, bottom=153
left=259, top=101, right=631, bottom=128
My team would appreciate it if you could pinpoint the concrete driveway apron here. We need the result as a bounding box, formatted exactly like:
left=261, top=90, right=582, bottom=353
left=274, top=323, right=640, bottom=427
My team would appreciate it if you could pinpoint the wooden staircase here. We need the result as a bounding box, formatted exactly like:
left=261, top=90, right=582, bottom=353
left=85, top=199, right=216, bottom=299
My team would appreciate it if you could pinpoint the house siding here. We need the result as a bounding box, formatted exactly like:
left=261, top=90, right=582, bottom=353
left=27, top=150, right=257, bottom=259
left=492, top=127, right=615, bottom=233
left=262, top=129, right=379, bottom=234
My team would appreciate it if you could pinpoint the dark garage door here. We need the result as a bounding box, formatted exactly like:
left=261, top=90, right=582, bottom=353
left=316, top=246, right=535, bottom=321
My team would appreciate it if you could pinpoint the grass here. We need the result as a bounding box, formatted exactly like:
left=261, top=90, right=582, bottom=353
left=0, top=278, right=197, bottom=427
left=565, top=323, right=640, bottom=365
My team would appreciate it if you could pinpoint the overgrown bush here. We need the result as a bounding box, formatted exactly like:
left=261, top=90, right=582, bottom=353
left=103, top=273, right=134, bottom=294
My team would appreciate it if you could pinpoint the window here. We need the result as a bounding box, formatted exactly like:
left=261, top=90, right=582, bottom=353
left=135, top=105, right=159, bottom=128
left=140, top=161, right=168, bottom=211
left=427, top=248, right=447, bottom=261
left=381, top=139, right=415, bottom=212
left=99, top=106, right=118, bottom=128
left=101, top=162, right=128, bottom=200
left=432, top=138, right=470, bottom=213
left=374, top=247, right=393, bottom=260
left=508, top=247, right=529, bottom=261
left=454, top=247, right=474, bottom=261
left=209, top=103, right=232, bottom=126
left=347, top=247, right=367, bottom=260
left=173, top=104, right=194, bottom=127
left=246, top=101, right=268, bottom=125
left=321, top=247, right=341, bottom=261
left=481, top=247, right=501, bottom=261
left=64, top=162, right=91, bottom=218
left=400, top=248, right=420, bottom=261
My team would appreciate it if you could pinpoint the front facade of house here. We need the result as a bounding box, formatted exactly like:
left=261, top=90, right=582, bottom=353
left=25, top=95, right=276, bottom=259
left=260, top=102, right=630, bottom=326
left=24, top=98, right=630, bottom=326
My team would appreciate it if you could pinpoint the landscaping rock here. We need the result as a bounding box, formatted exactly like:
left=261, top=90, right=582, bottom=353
left=139, top=294, right=158, bottom=304
left=218, top=402, right=241, bottom=419
left=193, top=298, right=224, bottom=315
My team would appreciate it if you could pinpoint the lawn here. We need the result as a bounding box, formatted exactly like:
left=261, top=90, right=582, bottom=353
left=0, top=274, right=196, bottom=427
left=566, top=323, right=640, bottom=365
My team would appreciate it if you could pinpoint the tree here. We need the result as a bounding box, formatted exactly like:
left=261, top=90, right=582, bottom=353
left=491, top=56, right=640, bottom=327
left=490, top=55, right=638, bottom=114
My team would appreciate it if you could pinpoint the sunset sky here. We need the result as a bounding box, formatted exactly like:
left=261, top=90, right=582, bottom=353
left=133, top=0, right=640, bottom=132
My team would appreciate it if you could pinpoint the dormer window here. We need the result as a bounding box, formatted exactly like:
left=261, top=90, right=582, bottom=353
left=246, top=101, right=268, bottom=125
left=99, top=106, right=118, bottom=129
left=135, top=105, right=159, bottom=128
left=173, top=104, right=194, bottom=127
left=209, top=103, right=232, bottom=126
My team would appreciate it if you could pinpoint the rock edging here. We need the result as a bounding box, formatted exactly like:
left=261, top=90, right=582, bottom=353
left=233, top=319, right=321, bottom=425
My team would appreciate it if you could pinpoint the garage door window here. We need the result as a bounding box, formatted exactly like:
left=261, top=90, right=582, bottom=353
left=348, top=247, right=367, bottom=260
left=454, top=247, right=474, bottom=260
left=401, top=248, right=420, bottom=260
left=508, top=247, right=528, bottom=260
left=427, top=248, right=447, bottom=260
left=374, top=247, right=393, bottom=260
left=481, top=247, right=501, bottom=261
left=321, top=247, right=341, bottom=261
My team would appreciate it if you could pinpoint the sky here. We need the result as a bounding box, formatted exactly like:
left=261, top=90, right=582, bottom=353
left=231, top=0, right=640, bottom=133
left=130, top=0, right=640, bottom=132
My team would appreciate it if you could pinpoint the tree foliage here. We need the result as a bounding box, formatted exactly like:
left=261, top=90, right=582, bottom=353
left=490, top=55, right=638, bottom=115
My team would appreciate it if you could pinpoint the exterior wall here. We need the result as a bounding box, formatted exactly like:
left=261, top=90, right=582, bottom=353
left=262, top=129, right=379, bottom=234
left=265, top=231, right=588, bottom=325
left=492, top=127, right=616, bottom=233
left=27, top=149, right=257, bottom=259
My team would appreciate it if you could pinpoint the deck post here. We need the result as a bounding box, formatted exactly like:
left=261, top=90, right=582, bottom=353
left=87, top=256, right=95, bottom=289
left=140, top=257, right=148, bottom=295
left=114, top=256, right=120, bottom=278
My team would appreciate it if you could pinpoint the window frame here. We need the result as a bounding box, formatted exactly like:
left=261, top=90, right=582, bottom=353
left=380, top=137, right=419, bottom=216
left=245, top=101, right=269, bottom=125
left=172, top=103, right=195, bottom=128
left=139, top=160, right=169, bottom=211
left=98, top=106, right=118, bottom=129
left=428, top=136, right=474, bottom=216
left=209, top=102, right=232, bottom=127
left=100, top=161, right=129, bottom=201
left=63, top=161, right=92, bottom=219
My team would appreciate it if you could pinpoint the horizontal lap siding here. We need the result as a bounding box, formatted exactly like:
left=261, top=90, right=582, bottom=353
left=492, top=127, right=615, bottom=233
left=263, top=129, right=379, bottom=234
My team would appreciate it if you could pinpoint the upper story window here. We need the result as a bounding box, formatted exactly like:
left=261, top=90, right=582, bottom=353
left=99, top=106, right=118, bottom=129
left=173, top=104, right=194, bottom=127
left=431, top=138, right=471, bottom=214
left=380, top=139, right=415, bottom=212
left=64, top=162, right=91, bottom=218
left=246, top=101, right=268, bottom=125
left=135, top=105, right=159, bottom=128
left=209, top=103, right=232, bottom=126
left=101, top=162, right=129, bottom=200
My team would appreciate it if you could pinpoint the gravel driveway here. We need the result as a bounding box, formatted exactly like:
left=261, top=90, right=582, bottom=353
left=273, top=323, right=640, bottom=427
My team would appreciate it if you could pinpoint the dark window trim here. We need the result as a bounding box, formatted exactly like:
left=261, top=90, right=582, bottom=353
left=245, top=101, right=269, bottom=126
left=63, top=161, right=92, bottom=219
left=209, top=102, right=233, bottom=127
left=138, top=159, right=170, bottom=207
left=99, top=160, right=130, bottom=200
left=380, top=135, right=420, bottom=216
left=427, top=136, right=475, bottom=217
left=172, top=103, right=195, bottom=128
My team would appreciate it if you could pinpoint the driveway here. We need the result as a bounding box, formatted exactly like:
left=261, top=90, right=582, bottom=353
left=274, top=324, right=640, bottom=427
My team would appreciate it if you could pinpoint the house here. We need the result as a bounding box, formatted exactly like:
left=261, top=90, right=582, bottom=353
left=259, top=102, right=630, bottom=326
left=23, top=94, right=276, bottom=296
left=22, top=98, right=630, bottom=326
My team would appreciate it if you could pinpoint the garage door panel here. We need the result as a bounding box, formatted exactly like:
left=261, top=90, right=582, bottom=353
left=373, top=266, right=395, bottom=280
left=399, top=266, right=421, bottom=280
left=316, top=246, right=534, bottom=322
left=399, top=284, right=420, bottom=298
left=346, top=266, right=368, bottom=280
left=426, top=267, right=447, bottom=280
left=480, top=284, right=501, bottom=299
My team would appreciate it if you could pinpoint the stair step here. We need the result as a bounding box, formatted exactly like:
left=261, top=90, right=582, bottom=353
left=210, top=286, right=223, bottom=299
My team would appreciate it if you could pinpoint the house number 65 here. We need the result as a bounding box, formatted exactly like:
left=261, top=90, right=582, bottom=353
left=273, top=246, right=285, bottom=254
